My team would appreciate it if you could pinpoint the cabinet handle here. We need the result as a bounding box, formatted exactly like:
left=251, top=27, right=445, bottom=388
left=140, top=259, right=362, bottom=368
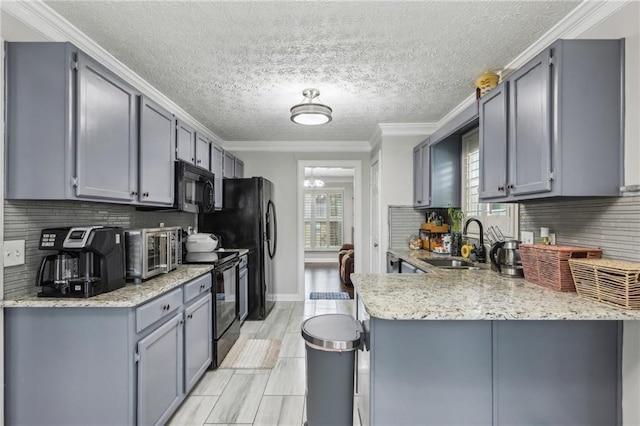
left=191, top=157, right=195, bottom=162
left=497, top=186, right=505, bottom=191
left=417, top=200, right=422, bottom=204
left=187, top=314, right=193, bottom=319
left=197, top=159, right=202, bottom=164
left=161, top=304, right=170, bottom=311
left=179, top=319, right=184, bottom=325
left=131, top=191, right=138, bottom=196
left=507, top=184, right=514, bottom=189
left=143, top=192, right=149, bottom=197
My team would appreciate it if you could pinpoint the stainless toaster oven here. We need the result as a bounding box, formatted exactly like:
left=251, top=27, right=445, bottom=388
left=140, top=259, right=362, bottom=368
left=125, top=227, right=181, bottom=283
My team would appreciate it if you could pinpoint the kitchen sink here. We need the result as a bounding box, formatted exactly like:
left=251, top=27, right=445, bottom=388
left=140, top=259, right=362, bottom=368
left=422, top=259, right=477, bottom=269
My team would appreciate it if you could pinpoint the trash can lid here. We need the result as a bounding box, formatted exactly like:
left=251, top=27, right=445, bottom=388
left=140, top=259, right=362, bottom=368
left=301, top=314, right=363, bottom=351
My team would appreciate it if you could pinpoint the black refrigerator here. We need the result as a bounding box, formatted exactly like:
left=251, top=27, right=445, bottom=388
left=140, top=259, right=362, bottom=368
left=198, top=177, right=277, bottom=320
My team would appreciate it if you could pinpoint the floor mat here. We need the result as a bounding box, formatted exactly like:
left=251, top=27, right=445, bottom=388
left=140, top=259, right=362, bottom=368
left=308, top=291, right=351, bottom=300
left=219, top=338, right=281, bottom=369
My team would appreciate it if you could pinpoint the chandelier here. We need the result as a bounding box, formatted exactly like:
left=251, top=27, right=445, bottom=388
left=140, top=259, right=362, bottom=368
left=290, top=88, right=332, bottom=125
left=304, top=168, right=325, bottom=188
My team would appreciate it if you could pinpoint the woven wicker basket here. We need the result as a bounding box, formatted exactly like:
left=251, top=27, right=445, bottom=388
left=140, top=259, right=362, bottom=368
left=519, top=244, right=602, bottom=292
left=569, top=258, right=640, bottom=309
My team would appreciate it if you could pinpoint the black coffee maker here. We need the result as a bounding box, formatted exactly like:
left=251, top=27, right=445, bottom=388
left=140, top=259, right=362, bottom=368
left=36, top=226, right=126, bottom=298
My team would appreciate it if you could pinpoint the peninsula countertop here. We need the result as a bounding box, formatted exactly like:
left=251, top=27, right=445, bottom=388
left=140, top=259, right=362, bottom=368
left=3, top=264, right=214, bottom=308
left=352, top=248, right=640, bottom=321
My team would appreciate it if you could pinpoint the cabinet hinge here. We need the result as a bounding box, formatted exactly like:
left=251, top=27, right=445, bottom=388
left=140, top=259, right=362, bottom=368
left=71, top=177, right=79, bottom=187
left=548, top=171, right=555, bottom=181
left=71, top=60, right=79, bottom=71
left=134, top=352, right=141, bottom=363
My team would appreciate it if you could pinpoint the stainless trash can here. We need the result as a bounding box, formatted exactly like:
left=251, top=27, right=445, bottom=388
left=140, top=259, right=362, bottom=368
left=302, top=314, right=363, bottom=426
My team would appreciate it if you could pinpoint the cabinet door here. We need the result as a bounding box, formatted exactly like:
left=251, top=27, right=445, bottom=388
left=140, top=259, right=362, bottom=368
left=479, top=84, right=509, bottom=200
left=234, top=158, right=244, bottom=178
left=137, top=313, right=184, bottom=426
left=195, top=133, right=211, bottom=170
left=412, top=145, right=423, bottom=207
left=495, top=321, right=620, bottom=426
left=139, top=96, right=175, bottom=205
left=508, top=49, right=553, bottom=196
left=212, top=144, right=224, bottom=210
left=223, top=152, right=235, bottom=179
left=420, top=142, right=430, bottom=206
left=76, top=52, right=137, bottom=201
left=184, top=293, right=213, bottom=393
left=176, top=120, right=195, bottom=164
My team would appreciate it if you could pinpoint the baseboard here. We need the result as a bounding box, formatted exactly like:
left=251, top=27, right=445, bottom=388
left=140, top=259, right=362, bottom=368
left=273, top=294, right=304, bottom=302
left=305, top=259, right=339, bottom=264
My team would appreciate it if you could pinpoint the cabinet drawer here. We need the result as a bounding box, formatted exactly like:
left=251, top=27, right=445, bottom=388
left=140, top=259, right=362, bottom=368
left=136, top=287, right=183, bottom=333
left=184, top=273, right=212, bottom=304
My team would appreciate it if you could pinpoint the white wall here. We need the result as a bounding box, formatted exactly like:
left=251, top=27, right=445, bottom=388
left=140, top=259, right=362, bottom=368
left=234, top=151, right=370, bottom=299
left=377, top=134, right=429, bottom=269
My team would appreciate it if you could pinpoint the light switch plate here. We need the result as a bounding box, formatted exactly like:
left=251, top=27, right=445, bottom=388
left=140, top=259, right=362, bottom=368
left=549, top=233, right=556, bottom=245
left=521, top=231, right=534, bottom=245
left=4, top=240, right=25, bottom=267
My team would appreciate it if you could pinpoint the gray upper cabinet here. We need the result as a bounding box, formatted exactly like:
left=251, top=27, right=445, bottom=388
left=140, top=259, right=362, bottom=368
left=223, top=152, right=235, bottom=179
left=176, top=120, right=196, bottom=164
left=478, top=84, right=508, bottom=200
left=413, top=137, right=461, bottom=209
left=479, top=39, right=624, bottom=202
left=139, top=96, right=175, bottom=205
left=234, top=158, right=245, bottom=178
left=5, top=42, right=141, bottom=203
left=413, top=140, right=430, bottom=208
left=195, top=133, right=211, bottom=170
left=76, top=52, right=138, bottom=202
left=212, top=144, right=224, bottom=210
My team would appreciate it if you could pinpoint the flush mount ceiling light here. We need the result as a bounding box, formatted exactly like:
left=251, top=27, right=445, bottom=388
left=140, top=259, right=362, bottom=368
left=290, top=88, right=332, bottom=125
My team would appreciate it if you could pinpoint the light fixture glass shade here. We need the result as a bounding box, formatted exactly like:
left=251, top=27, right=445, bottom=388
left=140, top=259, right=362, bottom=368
left=290, top=88, right=332, bottom=125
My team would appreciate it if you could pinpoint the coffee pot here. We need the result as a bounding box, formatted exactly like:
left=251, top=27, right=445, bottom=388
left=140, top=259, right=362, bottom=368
left=489, top=240, right=524, bottom=278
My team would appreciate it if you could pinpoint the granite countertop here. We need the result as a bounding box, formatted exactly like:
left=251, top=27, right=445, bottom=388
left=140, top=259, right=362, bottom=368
left=2, top=265, right=214, bottom=308
left=352, top=248, right=640, bottom=321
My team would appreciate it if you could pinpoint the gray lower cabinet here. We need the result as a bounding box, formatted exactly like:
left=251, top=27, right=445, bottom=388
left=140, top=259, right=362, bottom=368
left=139, top=96, right=175, bottom=205
left=212, top=143, right=224, bottom=210
left=364, top=317, right=621, bottom=426
left=138, top=312, right=184, bottom=426
left=479, top=39, right=624, bottom=202
left=5, top=273, right=213, bottom=426
left=184, top=293, right=213, bottom=393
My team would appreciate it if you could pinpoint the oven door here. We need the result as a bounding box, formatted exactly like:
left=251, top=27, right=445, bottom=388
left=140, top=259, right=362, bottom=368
left=214, top=259, right=240, bottom=340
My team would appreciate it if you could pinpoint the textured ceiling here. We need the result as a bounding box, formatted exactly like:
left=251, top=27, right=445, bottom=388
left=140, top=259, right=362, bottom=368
left=46, top=1, right=579, bottom=142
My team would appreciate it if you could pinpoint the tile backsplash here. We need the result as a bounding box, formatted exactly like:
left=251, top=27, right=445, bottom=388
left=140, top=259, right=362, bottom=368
left=4, top=200, right=196, bottom=298
left=519, top=196, right=640, bottom=262
left=389, top=206, right=425, bottom=249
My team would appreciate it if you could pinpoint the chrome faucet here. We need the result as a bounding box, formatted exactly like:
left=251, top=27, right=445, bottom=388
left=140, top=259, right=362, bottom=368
left=463, top=218, right=486, bottom=263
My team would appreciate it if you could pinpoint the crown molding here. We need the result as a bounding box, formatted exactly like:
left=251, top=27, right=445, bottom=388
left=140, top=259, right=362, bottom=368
left=0, top=0, right=224, bottom=145
left=500, top=0, right=632, bottom=78
left=223, top=140, right=371, bottom=153
left=378, top=123, right=438, bottom=137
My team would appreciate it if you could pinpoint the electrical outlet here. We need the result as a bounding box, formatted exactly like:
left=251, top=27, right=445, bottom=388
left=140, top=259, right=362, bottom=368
left=521, top=231, right=534, bottom=245
left=4, top=240, right=25, bottom=267
left=549, top=233, right=556, bottom=245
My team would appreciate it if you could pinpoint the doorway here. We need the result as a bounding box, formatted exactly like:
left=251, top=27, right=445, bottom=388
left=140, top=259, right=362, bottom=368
left=296, top=161, right=363, bottom=301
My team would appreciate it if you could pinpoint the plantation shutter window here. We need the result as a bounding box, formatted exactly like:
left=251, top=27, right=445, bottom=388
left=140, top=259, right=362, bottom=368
left=304, top=189, right=344, bottom=250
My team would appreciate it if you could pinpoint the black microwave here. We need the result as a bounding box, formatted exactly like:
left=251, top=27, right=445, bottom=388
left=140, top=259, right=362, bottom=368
left=175, top=160, right=215, bottom=213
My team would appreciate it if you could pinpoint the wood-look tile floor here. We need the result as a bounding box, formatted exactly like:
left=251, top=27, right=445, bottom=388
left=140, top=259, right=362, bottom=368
left=168, top=300, right=358, bottom=426
left=305, top=263, right=354, bottom=299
